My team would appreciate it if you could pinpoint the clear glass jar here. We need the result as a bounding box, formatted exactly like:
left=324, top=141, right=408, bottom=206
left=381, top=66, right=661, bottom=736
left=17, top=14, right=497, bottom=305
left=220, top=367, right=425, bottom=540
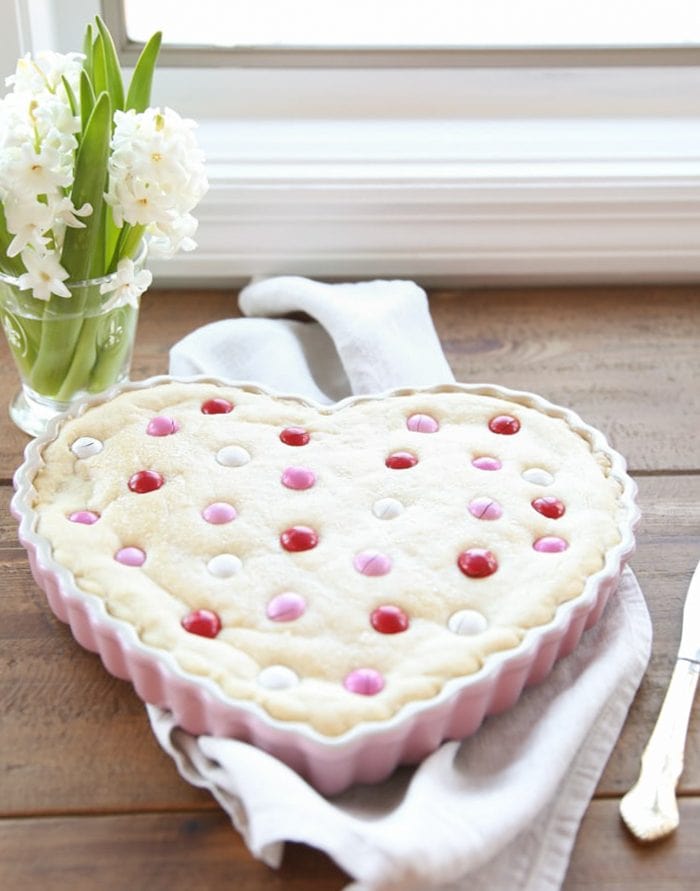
left=0, top=242, right=148, bottom=436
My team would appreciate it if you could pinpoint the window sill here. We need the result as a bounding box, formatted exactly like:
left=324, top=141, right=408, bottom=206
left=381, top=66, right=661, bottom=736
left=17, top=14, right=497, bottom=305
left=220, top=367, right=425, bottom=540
left=152, top=115, right=700, bottom=286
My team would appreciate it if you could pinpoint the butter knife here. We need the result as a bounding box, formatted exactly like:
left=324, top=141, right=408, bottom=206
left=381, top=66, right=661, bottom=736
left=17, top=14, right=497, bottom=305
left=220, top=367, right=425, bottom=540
left=619, top=558, right=700, bottom=841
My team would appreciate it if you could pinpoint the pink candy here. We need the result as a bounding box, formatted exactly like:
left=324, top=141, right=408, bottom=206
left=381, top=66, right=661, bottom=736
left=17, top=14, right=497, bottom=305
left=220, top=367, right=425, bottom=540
left=114, top=546, right=146, bottom=566
left=406, top=413, right=439, bottom=433
left=343, top=668, right=385, bottom=696
left=281, top=466, right=316, bottom=490
left=68, top=510, right=100, bottom=525
left=468, top=497, right=503, bottom=520
left=353, top=550, right=392, bottom=576
left=533, top=536, right=568, bottom=553
left=146, top=416, right=179, bottom=436
left=202, top=502, right=238, bottom=524
left=472, top=456, right=502, bottom=471
left=266, top=592, right=306, bottom=622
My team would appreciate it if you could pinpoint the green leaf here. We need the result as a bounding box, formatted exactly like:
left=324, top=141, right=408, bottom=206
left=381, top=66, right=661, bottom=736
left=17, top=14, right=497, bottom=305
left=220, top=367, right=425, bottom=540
left=125, top=31, right=162, bottom=112
left=61, top=75, right=79, bottom=118
left=94, top=15, right=125, bottom=111
left=104, top=204, right=121, bottom=273
left=92, top=32, right=108, bottom=98
left=82, top=23, right=94, bottom=82
left=79, top=69, right=96, bottom=133
left=61, top=91, right=112, bottom=282
left=118, top=223, right=145, bottom=264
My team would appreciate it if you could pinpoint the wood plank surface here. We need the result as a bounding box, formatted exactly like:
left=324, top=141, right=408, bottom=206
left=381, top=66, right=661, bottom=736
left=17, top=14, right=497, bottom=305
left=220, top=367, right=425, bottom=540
left=1, top=283, right=698, bottom=889
left=1, top=799, right=698, bottom=891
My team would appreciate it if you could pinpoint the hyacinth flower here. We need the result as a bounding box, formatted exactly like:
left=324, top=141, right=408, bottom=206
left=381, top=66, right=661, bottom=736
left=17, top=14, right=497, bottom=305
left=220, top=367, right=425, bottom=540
left=0, top=17, right=208, bottom=417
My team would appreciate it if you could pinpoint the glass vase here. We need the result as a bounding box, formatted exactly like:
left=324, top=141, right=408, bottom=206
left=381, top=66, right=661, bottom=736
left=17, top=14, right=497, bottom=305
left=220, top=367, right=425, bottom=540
left=0, top=243, right=148, bottom=437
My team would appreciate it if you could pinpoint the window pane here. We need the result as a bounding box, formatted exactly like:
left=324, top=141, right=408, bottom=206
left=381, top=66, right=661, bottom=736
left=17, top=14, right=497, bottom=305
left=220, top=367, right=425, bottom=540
left=123, top=0, right=700, bottom=49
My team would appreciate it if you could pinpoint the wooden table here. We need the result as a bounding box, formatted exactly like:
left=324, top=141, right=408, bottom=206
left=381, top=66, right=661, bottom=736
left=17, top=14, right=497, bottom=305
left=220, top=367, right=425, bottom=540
left=1, top=285, right=698, bottom=889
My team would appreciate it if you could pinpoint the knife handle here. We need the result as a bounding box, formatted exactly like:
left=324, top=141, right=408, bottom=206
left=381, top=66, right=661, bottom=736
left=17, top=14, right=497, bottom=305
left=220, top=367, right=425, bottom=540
left=620, top=657, right=699, bottom=841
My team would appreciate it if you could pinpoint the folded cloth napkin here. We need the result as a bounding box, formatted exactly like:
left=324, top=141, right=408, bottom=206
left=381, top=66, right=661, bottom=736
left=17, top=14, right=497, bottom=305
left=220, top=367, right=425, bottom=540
left=161, top=275, right=652, bottom=891
left=169, top=276, right=454, bottom=400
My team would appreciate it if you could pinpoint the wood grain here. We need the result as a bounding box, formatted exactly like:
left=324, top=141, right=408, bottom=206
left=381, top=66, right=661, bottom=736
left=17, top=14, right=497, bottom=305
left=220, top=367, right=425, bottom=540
left=1, top=800, right=698, bottom=891
left=0, top=812, right=347, bottom=890
left=564, top=799, right=700, bottom=890
left=1, top=284, right=698, bottom=888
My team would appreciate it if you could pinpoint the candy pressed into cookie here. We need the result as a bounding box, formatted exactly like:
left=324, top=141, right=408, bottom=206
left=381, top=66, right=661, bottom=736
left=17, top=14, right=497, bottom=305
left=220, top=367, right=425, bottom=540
left=13, top=378, right=638, bottom=790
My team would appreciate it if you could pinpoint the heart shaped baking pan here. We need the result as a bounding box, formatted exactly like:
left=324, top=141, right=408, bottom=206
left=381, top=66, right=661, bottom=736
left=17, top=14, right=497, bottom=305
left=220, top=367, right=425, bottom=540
left=12, top=376, right=639, bottom=794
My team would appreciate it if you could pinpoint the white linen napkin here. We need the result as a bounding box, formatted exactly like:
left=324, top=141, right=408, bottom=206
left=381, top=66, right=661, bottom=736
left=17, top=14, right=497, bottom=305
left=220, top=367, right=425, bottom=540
left=160, top=275, right=652, bottom=891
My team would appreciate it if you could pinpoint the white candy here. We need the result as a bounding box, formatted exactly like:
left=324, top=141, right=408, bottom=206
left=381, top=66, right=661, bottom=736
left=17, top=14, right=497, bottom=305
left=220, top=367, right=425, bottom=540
left=448, top=609, right=488, bottom=636
left=258, top=665, right=299, bottom=690
left=216, top=445, right=251, bottom=467
left=522, top=467, right=554, bottom=486
left=207, top=554, right=243, bottom=578
left=372, top=497, right=404, bottom=520
left=70, top=436, right=103, bottom=458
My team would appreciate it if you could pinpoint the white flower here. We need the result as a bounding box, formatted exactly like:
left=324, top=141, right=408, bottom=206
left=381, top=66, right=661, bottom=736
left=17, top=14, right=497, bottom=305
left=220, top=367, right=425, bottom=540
left=6, top=140, right=72, bottom=198
left=17, top=248, right=71, bottom=301
left=147, top=212, right=198, bottom=258
left=52, top=197, right=92, bottom=227
left=105, top=107, right=208, bottom=254
left=3, top=196, right=54, bottom=256
left=99, top=257, right=152, bottom=309
left=32, top=94, right=80, bottom=145
left=48, top=197, right=93, bottom=251
left=0, top=91, right=77, bottom=214
left=7, top=51, right=83, bottom=100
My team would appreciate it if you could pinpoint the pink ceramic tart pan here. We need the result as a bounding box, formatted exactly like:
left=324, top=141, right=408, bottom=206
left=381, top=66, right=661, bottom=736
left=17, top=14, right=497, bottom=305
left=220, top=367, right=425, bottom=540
left=11, top=376, right=639, bottom=795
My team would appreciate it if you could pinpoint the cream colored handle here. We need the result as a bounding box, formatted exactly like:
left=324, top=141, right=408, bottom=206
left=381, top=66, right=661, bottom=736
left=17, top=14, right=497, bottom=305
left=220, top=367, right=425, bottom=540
left=619, top=658, right=699, bottom=841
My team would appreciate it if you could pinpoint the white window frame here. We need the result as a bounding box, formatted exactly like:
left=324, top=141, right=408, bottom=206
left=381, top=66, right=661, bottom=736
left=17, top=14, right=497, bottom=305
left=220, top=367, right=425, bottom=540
left=4, top=0, right=700, bottom=286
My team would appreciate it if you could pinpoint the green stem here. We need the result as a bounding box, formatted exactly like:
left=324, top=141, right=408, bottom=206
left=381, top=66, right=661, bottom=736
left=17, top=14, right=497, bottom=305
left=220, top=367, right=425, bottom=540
left=29, top=304, right=90, bottom=396
left=87, top=304, right=139, bottom=393
left=108, top=223, right=145, bottom=271
left=120, top=225, right=145, bottom=261
left=53, top=316, right=99, bottom=401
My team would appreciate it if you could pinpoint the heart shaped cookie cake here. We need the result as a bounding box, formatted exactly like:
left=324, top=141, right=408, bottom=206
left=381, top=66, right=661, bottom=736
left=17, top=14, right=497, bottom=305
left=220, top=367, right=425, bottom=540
left=13, top=377, right=638, bottom=792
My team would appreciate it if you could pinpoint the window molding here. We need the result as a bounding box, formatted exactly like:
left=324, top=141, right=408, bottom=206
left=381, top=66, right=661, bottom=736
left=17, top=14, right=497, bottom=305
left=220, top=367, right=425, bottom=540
left=100, top=0, right=700, bottom=69
left=6, top=0, right=700, bottom=286
left=151, top=116, right=700, bottom=286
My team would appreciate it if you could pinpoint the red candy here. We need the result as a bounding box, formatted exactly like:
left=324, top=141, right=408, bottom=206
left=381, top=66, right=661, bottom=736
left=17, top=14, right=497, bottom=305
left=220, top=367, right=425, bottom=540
left=280, top=525, right=319, bottom=552
left=181, top=609, right=221, bottom=638
left=370, top=605, right=409, bottom=634
left=280, top=426, right=310, bottom=446
left=488, top=415, right=520, bottom=435
left=128, top=470, right=164, bottom=493
left=457, top=548, right=498, bottom=578
left=385, top=451, right=418, bottom=469
left=531, top=496, right=566, bottom=519
left=201, top=398, right=233, bottom=415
